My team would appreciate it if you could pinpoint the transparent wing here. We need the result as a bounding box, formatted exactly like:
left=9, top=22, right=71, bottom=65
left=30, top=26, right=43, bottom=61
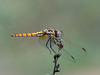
left=62, top=38, right=87, bottom=57
left=61, top=49, right=76, bottom=62
left=52, top=37, right=87, bottom=62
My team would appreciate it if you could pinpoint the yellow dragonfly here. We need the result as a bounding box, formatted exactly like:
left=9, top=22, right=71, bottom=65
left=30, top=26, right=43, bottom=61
left=11, top=28, right=87, bottom=62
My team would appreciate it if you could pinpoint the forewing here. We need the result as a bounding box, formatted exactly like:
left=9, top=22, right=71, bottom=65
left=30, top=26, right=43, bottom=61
left=61, top=49, right=76, bottom=62
left=63, top=38, right=87, bottom=57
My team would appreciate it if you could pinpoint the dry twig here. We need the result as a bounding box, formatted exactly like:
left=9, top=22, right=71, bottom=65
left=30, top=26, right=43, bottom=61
left=52, top=53, right=61, bottom=75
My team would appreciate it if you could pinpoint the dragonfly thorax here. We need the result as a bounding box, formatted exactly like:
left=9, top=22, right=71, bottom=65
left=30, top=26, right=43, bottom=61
left=42, top=28, right=55, bottom=36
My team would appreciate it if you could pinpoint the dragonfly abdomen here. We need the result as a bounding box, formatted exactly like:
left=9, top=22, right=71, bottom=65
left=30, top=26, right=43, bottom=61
left=11, top=32, right=42, bottom=37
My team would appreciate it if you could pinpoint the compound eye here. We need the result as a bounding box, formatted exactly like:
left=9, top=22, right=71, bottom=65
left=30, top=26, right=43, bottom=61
left=57, top=30, right=61, bottom=37
left=55, top=30, right=63, bottom=38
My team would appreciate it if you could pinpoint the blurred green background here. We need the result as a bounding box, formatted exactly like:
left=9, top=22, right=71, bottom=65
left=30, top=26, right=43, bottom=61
left=0, top=0, right=100, bottom=75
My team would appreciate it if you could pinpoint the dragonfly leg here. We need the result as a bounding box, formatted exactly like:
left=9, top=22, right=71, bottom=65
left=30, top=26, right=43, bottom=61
left=46, top=39, right=51, bottom=54
left=50, top=40, right=57, bottom=54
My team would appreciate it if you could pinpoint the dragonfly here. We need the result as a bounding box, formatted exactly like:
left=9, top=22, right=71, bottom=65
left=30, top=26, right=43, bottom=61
left=11, top=28, right=87, bottom=62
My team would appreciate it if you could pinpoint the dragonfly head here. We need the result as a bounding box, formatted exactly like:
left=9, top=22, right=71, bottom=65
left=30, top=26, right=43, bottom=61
left=54, top=30, right=63, bottom=38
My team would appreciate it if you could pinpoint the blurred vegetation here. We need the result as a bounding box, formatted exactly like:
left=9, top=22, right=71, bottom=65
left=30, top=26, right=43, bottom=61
left=0, top=0, right=100, bottom=75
